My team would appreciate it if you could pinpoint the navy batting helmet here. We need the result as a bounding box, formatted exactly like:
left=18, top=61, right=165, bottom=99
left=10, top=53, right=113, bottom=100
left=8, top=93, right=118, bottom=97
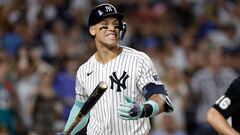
left=88, top=3, right=124, bottom=29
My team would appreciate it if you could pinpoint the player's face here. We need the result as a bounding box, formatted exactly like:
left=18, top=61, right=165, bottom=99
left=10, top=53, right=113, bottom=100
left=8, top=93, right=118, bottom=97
left=90, top=17, right=120, bottom=47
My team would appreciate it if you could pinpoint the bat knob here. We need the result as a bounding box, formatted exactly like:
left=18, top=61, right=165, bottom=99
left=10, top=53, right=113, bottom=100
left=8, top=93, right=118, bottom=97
left=99, top=82, right=108, bottom=89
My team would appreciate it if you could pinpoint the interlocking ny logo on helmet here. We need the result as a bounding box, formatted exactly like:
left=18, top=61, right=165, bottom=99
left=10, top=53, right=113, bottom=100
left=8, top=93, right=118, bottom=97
left=88, top=3, right=124, bottom=28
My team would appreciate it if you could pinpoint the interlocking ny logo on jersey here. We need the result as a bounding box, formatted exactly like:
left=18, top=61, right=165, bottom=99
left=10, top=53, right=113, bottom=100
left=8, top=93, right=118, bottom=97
left=110, top=71, right=129, bottom=92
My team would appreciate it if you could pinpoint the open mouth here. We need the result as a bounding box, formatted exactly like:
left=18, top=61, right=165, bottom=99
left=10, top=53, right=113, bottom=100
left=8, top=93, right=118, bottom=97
left=106, top=33, right=117, bottom=39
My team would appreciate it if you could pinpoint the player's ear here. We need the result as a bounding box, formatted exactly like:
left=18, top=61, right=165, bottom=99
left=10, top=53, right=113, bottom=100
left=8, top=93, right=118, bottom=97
left=89, top=26, right=96, bottom=37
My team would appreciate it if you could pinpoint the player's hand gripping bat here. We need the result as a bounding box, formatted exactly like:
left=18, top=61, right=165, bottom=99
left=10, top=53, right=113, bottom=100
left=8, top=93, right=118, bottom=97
left=65, top=81, right=108, bottom=135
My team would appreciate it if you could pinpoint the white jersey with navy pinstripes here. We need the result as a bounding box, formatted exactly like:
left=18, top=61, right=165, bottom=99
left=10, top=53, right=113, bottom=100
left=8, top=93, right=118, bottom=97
left=75, top=46, right=163, bottom=135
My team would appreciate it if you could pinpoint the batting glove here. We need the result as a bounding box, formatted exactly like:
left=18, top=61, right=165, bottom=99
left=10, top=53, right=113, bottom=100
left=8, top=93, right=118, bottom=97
left=117, top=96, right=144, bottom=120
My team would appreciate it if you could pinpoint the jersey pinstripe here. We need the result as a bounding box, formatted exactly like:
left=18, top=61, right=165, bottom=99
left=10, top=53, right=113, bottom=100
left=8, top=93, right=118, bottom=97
left=75, top=46, right=163, bottom=135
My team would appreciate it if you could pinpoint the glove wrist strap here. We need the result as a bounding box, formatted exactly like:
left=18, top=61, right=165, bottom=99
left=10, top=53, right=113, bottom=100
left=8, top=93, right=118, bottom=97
left=140, top=100, right=160, bottom=118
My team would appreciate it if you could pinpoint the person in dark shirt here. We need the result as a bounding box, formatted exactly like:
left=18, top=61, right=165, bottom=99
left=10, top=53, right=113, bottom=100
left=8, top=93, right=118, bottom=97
left=207, top=77, right=240, bottom=135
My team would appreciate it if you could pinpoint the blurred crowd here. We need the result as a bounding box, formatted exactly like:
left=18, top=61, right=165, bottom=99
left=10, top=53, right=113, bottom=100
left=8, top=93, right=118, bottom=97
left=0, top=0, right=240, bottom=135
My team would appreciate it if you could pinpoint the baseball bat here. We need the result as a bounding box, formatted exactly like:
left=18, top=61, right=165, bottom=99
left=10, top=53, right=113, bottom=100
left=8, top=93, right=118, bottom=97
left=65, top=81, right=108, bottom=135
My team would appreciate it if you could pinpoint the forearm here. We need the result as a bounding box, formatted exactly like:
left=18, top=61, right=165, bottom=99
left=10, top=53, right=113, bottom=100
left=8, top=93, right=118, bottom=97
left=64, top=100, right=89, bottom=135
left=147, top=94, right=165, bottom=114
left=117, top=84, right=174, bottom=120
left=207, top=108, right=240, bottom=135
left=143, top=93, right=173, bottom=117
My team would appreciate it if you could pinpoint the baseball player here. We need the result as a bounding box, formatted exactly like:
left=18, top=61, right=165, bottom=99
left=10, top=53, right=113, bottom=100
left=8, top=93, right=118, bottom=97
left=63, top=3, right=174, bottom=135
left=207, top=76, right=240, bottom=135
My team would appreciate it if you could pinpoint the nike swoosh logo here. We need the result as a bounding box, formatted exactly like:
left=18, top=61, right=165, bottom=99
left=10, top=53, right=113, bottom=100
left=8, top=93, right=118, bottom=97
left=87, top=71, right=94, bottom=76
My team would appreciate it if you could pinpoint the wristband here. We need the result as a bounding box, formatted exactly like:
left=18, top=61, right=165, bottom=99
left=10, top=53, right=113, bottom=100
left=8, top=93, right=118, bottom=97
left=141, top=100, right=160, bottom=118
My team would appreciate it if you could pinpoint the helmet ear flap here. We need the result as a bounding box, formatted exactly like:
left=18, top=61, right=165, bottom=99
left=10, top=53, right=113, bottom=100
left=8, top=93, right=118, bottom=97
left=120, top=22, right=127, bottom=40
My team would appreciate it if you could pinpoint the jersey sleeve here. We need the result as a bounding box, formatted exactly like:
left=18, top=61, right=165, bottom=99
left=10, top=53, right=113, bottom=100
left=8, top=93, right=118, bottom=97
left=75, top=70, right=88, bottom=102
left=213, top=77, right=240, bottom=119
left=136, top=52, right=163, bottom=93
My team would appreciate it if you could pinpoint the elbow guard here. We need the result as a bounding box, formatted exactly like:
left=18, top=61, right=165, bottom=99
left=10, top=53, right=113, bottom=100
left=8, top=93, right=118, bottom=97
left=143, top=83, right=174, bottom=113
left=164, top=95, right=174, bottom=113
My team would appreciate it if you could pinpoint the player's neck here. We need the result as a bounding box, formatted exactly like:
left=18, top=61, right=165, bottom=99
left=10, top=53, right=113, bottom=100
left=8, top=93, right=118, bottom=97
left=95, top=45, right=122, bottom=64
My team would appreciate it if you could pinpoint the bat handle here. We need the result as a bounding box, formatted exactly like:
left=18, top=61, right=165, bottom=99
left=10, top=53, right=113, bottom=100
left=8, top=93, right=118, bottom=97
left=65, top=113, right=85, bottom=135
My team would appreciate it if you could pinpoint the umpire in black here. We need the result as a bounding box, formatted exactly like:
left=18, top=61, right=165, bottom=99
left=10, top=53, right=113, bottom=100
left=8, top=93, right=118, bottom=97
left=207, top=76, right=240, bottom=135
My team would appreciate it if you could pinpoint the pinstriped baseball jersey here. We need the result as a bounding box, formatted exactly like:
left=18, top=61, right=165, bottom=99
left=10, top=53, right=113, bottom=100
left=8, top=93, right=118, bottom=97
left=75, top=46, right=163, bottom=135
